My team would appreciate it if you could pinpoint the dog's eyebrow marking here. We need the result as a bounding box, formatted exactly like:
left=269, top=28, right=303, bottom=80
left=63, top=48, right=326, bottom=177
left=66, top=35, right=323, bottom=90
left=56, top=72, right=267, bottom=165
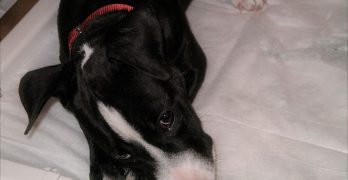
left=81, top=43, right=94, bottom=70
left=98, top=102, right=167, bottom=168
left=98, top=103, right=215, bottom=180
left=98, top=103, right=142, bottom=142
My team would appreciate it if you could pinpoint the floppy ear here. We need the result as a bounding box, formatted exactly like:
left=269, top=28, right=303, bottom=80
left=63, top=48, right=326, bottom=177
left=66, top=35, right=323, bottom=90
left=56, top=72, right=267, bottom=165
left=19, top=63, right=72, bottom=135
left=106, top=5, right=172, bottom=80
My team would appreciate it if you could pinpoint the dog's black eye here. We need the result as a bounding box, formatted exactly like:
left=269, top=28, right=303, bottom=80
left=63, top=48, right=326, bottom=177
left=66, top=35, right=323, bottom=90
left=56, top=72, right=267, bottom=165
left=159, top=111, right=175, bottom=131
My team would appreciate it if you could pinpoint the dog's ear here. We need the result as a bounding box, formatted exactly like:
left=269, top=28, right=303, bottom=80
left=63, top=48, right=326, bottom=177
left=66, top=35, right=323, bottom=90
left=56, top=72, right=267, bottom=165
left=106, top=5, right=172, bottom=80
left=19, top=63, right=73, bottom=135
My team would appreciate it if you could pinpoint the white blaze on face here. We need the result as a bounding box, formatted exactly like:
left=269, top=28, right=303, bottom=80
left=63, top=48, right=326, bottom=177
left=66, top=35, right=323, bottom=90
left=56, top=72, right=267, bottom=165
left=81, top=43, right=94, bottom=70
left=98, top=102, right=215, bottom=180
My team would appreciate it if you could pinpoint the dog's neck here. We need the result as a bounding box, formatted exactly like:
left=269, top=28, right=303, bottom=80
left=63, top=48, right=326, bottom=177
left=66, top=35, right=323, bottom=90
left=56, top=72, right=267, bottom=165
left=68, top=4, right=134, bottom=52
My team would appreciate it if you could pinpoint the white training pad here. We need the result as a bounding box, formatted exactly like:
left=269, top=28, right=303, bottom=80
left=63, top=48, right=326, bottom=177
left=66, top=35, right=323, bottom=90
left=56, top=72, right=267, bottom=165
left=1, top=0, right=347, bottom=179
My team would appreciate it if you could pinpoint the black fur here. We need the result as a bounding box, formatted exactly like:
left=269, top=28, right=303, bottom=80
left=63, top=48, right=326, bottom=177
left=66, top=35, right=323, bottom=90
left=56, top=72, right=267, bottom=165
left=19, top=0, right=213, bottom=179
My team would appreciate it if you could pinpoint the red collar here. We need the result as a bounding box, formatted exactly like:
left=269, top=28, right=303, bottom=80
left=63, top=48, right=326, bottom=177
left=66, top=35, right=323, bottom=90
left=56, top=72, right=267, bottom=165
left=68, top=4, right=134, bottom=51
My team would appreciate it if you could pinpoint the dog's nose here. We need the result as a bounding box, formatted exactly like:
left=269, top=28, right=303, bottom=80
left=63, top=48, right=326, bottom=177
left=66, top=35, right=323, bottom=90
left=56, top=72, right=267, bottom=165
left=169, top=167, right=215, bottom=180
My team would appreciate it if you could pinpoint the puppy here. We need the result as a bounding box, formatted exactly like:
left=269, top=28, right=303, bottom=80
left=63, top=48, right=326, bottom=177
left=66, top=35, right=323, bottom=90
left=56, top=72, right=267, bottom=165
left=19, top=0, right=215, bottom=179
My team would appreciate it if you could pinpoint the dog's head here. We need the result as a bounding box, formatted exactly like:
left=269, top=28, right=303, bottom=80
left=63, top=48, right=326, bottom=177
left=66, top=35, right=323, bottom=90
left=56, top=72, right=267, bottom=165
left=19, top=3, right=215, bottom=180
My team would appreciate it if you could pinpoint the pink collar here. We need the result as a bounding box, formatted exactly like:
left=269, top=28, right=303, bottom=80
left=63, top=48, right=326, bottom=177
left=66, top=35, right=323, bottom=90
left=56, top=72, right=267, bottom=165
left=68, top=4, right=134, bottom=51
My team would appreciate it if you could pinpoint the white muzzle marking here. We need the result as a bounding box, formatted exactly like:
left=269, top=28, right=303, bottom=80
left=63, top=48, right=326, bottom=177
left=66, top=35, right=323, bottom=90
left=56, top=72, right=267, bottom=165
left=98, top=102, right=215, bottom=180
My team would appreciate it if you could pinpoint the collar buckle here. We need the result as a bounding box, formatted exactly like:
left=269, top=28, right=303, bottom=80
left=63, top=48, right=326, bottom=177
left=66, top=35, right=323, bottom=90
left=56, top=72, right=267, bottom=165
left=76, top=24, right=82, bottom=34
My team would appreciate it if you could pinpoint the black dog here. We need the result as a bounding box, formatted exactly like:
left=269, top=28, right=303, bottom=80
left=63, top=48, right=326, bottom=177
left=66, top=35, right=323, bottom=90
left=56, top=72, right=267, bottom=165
left=19, top=0, right=215, bottom=179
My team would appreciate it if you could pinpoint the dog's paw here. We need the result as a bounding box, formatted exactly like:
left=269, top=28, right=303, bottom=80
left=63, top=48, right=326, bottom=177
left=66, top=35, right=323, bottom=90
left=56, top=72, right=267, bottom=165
left=233, top=0, right=267, bottom=12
